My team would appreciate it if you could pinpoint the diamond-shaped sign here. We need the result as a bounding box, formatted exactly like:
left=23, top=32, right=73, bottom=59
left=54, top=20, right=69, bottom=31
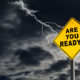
left=54, top=17, right=80, bottom=60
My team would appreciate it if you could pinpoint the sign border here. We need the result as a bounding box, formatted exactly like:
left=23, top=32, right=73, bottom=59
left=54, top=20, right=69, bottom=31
left=54, top=17, right=80, bottom=60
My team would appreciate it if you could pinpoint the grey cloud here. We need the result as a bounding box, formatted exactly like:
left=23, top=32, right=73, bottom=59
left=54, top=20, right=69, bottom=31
left=58, top=74, right=69, bottom=80
left=34, top=59, right=70, bottom=75
left=45, top=59, right=70, bottom=72
left=0, top=4, right=21, bottom=56
left=0, top=4, right=21, bottom=29
left=8, top=71, right=30, bottom=77
left=16, top=78, right=26, bottom=80
left=75, top=70, right=80, bottom=77
left=15, top=47, right=53, bottom=66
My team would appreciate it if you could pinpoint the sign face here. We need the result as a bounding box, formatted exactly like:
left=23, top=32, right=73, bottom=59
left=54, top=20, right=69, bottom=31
left=54, top=17, right=80, bottom=60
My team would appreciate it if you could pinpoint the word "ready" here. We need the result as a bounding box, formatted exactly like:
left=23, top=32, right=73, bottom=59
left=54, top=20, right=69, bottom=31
left=60, top=27, right=80, bottom=47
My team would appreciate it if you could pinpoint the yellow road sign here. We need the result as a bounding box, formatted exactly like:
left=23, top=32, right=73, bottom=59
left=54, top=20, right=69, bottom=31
left=54, top=17, right=80, bottom=60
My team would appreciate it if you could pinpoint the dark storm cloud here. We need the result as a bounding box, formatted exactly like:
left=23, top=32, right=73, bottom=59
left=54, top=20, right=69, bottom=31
left=34, top=59, right=70, bottom=75
left=14, top=14, right=42, bottom=38
left=0, top=27, right=15, bottom=56
left=58, top=74, right=69, bottom=80
left=7, top=67, right=16, bottom=71
left=8, top=71, right=30, bottom=77
left=75, top=70, right=80, bottom=77
left=3, top=0, right=61, bottom=39
left=0, top=5, right=21, bottom=56
left=78, top=63, right=80, bottom=69
left=0, top=75, right=12, bottom=80
left=0, top=0, right=10, bottom=56
left=16, top=78, right=26, bottom=80
left=15, top=47, right=53, bottom=66
left=45, top=59, right=70, bottom=72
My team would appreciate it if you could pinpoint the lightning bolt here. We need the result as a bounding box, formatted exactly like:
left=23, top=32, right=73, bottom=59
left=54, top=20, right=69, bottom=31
left=11, top=0, right=61, bottom=44
left=7, top=1, right=65, bottom=79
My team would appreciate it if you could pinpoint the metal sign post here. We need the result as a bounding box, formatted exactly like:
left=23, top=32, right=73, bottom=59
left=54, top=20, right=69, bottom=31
left=71, top=60, right=75, bottom=80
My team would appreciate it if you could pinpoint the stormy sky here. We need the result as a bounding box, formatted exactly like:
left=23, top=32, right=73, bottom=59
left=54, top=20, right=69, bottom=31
left=0, top=0, right=80, bottom=80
